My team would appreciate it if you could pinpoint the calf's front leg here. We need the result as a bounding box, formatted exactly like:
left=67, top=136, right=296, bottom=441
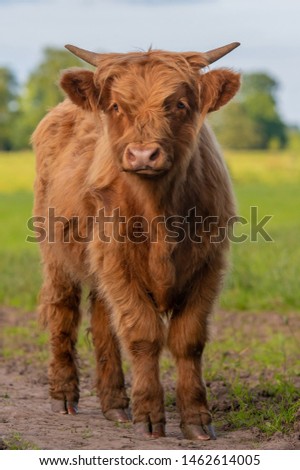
left=168, top=264, right=223, bottom=440
left=109, top=295, right=166, bottom=438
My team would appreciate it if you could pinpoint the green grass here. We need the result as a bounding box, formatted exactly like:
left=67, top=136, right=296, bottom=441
left=0, top=151, right=35, bottom=193
left=0, top=191, right=41, bottom=310
left=225, top=149, right=300, bottom=185
left=204, top=306, right=300, bottom=436
left=221, top=183, right=300, bottom=311
left=224, top=378, right=299, bottom=436
left=3, top=432, right=39, bottom=450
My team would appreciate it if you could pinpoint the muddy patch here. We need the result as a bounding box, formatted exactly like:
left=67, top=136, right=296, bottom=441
left=0, top=306, right=299, bottom=450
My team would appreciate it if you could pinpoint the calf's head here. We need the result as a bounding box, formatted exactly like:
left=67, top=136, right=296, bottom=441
left=61, top=43, right=241, bottom=178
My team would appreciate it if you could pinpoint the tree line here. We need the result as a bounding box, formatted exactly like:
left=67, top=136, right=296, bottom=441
left=0, top=47, right=292, bottom=151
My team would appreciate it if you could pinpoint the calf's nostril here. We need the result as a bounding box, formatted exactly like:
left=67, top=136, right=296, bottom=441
left=149, top=148, right=160, bottom=161
left=127, top=151, right=136, bottom=162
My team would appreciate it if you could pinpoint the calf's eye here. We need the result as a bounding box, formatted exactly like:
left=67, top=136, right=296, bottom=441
left=177, top=101, right=186, bottom=110
left=113, top=103, right=119, bottom=111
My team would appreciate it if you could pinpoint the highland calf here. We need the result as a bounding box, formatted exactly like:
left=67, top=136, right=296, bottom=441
left=32, top=42, right=240, bottom=440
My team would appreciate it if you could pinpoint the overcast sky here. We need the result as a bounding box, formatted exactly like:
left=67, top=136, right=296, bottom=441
left=0, top=0, right=299, bottom=126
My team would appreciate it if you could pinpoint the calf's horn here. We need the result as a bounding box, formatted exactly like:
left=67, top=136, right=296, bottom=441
left=204, top=42, right=240, bottom=65
left=65, top=44, right=100, bottom=66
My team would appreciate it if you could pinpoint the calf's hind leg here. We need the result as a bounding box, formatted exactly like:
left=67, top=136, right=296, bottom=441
left=90, top=293, right=129, bottom=422
left=39, top=265, right=81, bottom=415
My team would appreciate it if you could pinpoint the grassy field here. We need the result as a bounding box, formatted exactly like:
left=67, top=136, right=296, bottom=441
left=223, top=150, right=300, bottom=312
left=0, top=149, right=300, bottom=312
left=0, top=152, right=39, bottom=309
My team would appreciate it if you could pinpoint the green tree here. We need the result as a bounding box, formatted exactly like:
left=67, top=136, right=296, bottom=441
left=0, top=67, right=18, bottom=150
left=210, top=72, right=288, bottom=149
left=240, top=73, right=278, bottom=99
left=14, top=48, right=82, bottom=149
left=211, top=102, right=262, bottom=150
left=242, top=73, right=287, bottom=148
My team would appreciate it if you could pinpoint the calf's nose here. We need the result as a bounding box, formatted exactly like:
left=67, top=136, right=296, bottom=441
left=126, top=145, right=160, bottom=169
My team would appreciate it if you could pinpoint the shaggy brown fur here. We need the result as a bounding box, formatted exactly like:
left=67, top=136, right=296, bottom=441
left=32, top=47, right=240, bottom=439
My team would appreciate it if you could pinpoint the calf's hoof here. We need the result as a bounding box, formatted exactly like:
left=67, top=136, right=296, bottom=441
left=51, top=398, right=78, bottom=415
left=152, top=423, right=166, bottom=438
left=67, top=401, right=79, bottom=415
left=181, top=423, right=216, bottom=441
left=104, top=408, right=130, bottom=423
left=134, top=422, right=166, bottom=439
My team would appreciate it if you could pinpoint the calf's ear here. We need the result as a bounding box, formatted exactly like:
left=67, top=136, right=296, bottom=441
left=200, top=69, right=241, bottom=113
left=60, top=69, right=99, bottom=111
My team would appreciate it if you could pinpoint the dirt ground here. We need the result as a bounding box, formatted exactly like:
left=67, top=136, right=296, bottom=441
left=0, top=306, right=299, bottom=451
